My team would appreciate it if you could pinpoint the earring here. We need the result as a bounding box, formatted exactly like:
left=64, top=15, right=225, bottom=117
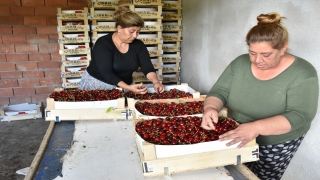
left=118, top=31, right=120, bottom=34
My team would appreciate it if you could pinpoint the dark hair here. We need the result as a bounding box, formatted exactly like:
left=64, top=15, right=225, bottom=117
left=113, top=6, right=144, bottom=29
left=246, top=12, right=288, bottom=50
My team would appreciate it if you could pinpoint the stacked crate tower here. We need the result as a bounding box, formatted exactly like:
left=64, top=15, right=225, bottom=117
left=118, top=0, right=163, bottom=85
left=162, top=0, right=182, bottom=85
left=89, top=0, right=119, bottom=45
left=57, top=8, right=91, bottom=89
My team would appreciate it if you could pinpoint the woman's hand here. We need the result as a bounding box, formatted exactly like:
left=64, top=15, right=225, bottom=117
left=201, top=107, right=220, bottom=130
left=129, top=84, right=148, bottom=94
left=153, top=82, right=164, bottom=93
left=219, top=122, right=260, bottom=148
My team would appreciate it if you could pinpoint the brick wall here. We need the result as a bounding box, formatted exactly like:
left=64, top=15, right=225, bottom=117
left=0, top=0, right=88, bottom=106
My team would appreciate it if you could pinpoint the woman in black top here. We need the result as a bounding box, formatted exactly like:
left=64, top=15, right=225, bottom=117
left=79, top=7, right=164, bottom=94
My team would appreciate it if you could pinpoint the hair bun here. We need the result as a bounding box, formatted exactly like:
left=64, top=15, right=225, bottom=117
left=113, top=6, right=131, bottom=21
left=257, top=12, right=283, bottom=25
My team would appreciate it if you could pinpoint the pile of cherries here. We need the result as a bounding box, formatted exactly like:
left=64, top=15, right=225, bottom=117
left=135, top=116, right=238, bottom=145
left=49, top=89, right=123, bottom=101
left=125, top=88, right=193, bottom=100
left=135, top=101, right=203, bottom=116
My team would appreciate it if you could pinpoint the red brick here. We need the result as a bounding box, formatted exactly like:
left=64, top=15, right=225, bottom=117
left=15, top=44, right=38, bottom=53
left=0, top=0, right=21, bottom=6
left=6, top=54, right=29, bottom=62
left=0, top=45, right=15, bottom=53
left=38, top=61, right=60, bottom=69
left=11, top=6, right=35, bottom=16
left=0, top=44, right=14, bottom=53
left=2, top=35, right=26, bottom=44
left=29, top=53, right=51, bottom=61
left=48, top=34, right=58, bottom=43
left=35, top=86, right=55, bottom=94
left=13, top=87, right=35, bottom=95
left=10, top=96, right=32, bottom=104
left=0, top=62, right=16, bottom=71
left=0, top=16, right=24, bottom=25
left=35, top=6, right=57, bottom=16
left=23, top=71, right=45, bottom=78
left=0, top=54, right=6, bottom=62
left=31, top=94, right=49, bottom=104
left=38, top=43, right=58, bottom=53
left=0, top=26, right=13, bottom=35
left=39, top=78, right=61, bottom=86
left=0, top=88, right=13, bottom=97
left=0, top=79, right=18, bottom=88
left=46, top=17, right=58, bottom=25
left=45, top=0, right=67, bottom=7
left=37, top=26, right=58, bottom=35
left=45, top=69, right=61, bottom=78
left=0, top=71, right=23, bottom=79
left=0, top=97, right=10, bottom=105
left=13, top=26, right=37, bottom=35
left=18, top=78, right=40, bottom=87
left=26, top=35, right=49, bottom=44
left=0, top=7, right=11, bottom=16
left=68, top=0, right=88, bottom=7
left=16, top=61, right=38, bottom=71
left=50, top=52, right=61, bottom=60
left=24, top=16, right=47, bottom=25
left=21, top=0, right=45, bottom=6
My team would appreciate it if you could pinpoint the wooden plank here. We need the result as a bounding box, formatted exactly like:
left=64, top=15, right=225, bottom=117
left=235, top=164, right=260, bottom=180
left=24, top=121, right=55, bottom=180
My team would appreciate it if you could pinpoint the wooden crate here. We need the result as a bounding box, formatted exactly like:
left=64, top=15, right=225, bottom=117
left=162, top=73, right=180, bottom=83
left=57, top=24, right=90, bottom=33
left=163, top=0, right=183, bottom=10
left=126, top=83, right=200, bottom=99
left=129, top=98, right=211, bottom=119
left=162, top=32, right=182, bottom=42
left=162, top=53, right=181, bottom=63
left=90, top=8, right=115, bottom=20
left=132, top=117, right=259, bottom=177
left=137, top=33, right=163, bottom=45
left=59, top=43, right=91, bottom=55
left=90, top=0, right=118, bottom=9
left=57, top=8, right=89, bottom=21
left=58, top=31, right=90, bottom=44
left=163, top=44, right=181, bottom=53
left=132, top=71, right=163, bottom=83
left=61, top=58, right=90, bottom=66
left=91, top=23, right=116, bottom=32
left=60, top=64, right=86, bottom=78
left=61, top=77, right=81, bottom=89
left=45, top=88, right=132, bottom=121
left=162, top=24, right=182, bottom=32
left=118, top=0, right=162, bottom=6
left=162, top=64, right=180, bottom=73
left=141, top=24, right=163, bottom=32
left=1, top=102, right=43, bottom=122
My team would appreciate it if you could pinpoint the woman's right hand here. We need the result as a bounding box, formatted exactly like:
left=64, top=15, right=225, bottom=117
left=129, top=84, right=148, bottom=94
left=201, top=107, right=220, bottom=130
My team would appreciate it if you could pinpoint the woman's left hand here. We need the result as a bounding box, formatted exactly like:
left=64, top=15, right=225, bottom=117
left=153, top=82, right=164, bottom=93
left=219, top=122, right=259, bottom=148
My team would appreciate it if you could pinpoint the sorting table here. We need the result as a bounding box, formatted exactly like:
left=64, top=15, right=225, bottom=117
left=32, top=120, right=258, bottom=180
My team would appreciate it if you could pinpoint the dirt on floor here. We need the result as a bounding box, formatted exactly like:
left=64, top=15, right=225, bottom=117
left=0, top=117, right=50, bottom=180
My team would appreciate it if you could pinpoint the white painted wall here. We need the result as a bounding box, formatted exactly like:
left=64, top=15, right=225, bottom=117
left=181, top=0, right=320, bottom=179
